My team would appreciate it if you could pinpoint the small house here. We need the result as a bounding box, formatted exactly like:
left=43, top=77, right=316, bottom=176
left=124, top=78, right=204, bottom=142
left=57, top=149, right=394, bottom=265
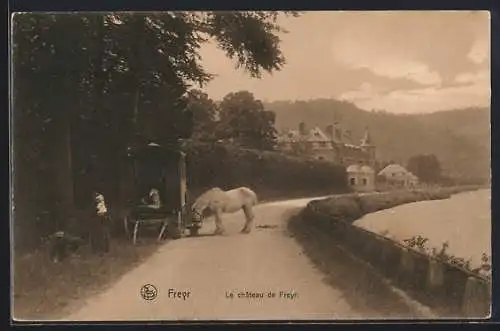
left=346, top=164, right=376, bottom=192
left=377, top=164, right=419, bottom=188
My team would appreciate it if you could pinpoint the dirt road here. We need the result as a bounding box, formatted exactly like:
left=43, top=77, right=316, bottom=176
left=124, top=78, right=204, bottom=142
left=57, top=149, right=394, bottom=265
left=64, top=197, right=429, bottom=321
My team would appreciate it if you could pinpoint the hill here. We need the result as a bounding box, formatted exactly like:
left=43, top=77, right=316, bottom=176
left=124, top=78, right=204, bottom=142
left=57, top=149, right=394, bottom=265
left=265, top=99, right=490, bottom=181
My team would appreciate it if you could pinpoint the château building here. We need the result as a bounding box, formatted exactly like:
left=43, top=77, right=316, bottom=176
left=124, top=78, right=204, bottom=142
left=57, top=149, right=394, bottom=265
left=276, top=122, right=377, bottom=167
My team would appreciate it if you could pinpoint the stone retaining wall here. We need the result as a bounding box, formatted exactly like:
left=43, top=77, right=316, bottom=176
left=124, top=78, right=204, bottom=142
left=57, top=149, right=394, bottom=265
left=302, top=202, right=491, bottom=318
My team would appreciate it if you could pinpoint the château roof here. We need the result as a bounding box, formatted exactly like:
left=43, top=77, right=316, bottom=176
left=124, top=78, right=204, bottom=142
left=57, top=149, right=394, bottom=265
left=278, top=127, right=330, bottom=143
left=308, top=127, right=330, bottom=142
left=278, top=123, right=375, bottom=151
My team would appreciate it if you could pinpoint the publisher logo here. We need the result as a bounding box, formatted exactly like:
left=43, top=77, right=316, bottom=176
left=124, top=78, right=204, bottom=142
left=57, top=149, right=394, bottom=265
left=140, top=284, right=158, bottom=301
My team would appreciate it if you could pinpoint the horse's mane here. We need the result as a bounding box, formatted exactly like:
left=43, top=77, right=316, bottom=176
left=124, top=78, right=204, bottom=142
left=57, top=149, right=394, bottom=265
left=192, top=187, right=224, bottom=211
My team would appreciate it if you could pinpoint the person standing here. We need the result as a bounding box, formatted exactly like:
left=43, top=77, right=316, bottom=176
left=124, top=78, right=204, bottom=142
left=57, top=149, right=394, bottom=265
left=89, top=191, right=111, bottom=254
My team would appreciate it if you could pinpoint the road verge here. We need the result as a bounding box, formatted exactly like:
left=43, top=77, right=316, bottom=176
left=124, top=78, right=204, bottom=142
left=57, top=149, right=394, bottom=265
left=288, top=185, right=490, bottom=318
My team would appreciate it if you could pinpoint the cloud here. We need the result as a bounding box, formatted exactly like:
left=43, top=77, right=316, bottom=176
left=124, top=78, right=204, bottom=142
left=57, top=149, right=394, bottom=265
left=339, top=82, right=377, bottom=101
left=200, top=11, right=490, bottom=113
left=341, top=79, right=490, bottom=114
left=468, top=39, right=489, bottom=64
left=455, top=69, right=490, bottom=85
left=331, top=42, right=442, bottom=86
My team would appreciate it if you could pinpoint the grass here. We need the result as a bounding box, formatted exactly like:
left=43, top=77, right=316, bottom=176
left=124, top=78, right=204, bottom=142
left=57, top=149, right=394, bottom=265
left=12, top=188, right=343, bottom=321
left=12, top=237, right=162, bottom=321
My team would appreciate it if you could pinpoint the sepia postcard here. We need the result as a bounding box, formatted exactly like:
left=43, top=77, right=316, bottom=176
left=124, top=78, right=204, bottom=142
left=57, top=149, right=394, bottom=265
left=10, top=10, right=491, bottom=322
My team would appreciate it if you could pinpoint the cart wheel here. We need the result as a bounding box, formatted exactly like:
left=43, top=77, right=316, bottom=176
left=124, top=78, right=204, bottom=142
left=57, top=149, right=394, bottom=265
left=188, top=226, right=199, bottom=237
left=167, top=224, right=182, bottom=239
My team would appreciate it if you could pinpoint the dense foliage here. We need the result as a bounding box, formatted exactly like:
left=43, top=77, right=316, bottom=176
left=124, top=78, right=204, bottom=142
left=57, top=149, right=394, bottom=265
left=185, top=141, right=348, bottom=197
left=406, top=154, right=442, bottom=184
left=12, top=11, right=300, bottom=250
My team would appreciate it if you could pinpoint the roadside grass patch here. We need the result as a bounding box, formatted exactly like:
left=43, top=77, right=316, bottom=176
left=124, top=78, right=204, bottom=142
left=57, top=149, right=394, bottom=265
left=12, top=238, right=160, bottom=320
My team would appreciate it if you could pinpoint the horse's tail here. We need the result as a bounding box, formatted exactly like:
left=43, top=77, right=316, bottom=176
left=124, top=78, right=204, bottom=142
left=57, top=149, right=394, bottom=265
left=252, top=191, right=258, bottom=206
left=245, top=187, right=258, bottom=206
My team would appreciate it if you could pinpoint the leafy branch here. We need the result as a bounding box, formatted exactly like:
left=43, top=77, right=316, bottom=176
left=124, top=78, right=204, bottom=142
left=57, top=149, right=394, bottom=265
left=401, top=235, right=491, bottom=279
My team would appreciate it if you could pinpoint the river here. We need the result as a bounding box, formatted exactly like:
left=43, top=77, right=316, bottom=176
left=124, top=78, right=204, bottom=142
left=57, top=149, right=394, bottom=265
left=353, top=189, right=491, bottom=270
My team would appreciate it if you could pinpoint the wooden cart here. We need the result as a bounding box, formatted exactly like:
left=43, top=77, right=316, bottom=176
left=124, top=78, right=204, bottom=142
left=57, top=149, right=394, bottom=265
left=123, top=141, right=201, bottom=244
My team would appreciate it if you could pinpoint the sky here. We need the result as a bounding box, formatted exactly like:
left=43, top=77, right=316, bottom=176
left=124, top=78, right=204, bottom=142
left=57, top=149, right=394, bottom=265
left=199, top=11, right=490, bottom=114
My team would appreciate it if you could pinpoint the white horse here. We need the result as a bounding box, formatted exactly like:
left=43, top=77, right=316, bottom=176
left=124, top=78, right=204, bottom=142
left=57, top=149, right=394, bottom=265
left=191, top=187, right=258, bottom=235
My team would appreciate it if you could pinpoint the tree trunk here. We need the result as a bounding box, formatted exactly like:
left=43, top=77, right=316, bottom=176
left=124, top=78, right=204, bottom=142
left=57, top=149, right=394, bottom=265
left=130, top=16, right=146, bottom=142
left=51, top=105, right=75, bottom=231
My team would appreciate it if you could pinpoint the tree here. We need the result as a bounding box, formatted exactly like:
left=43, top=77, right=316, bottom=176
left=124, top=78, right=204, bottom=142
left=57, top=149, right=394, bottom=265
left=13, top=14, right=95, bottom=234
left=12, top=11, right=300, bottom=242
left=217, top=90, right=278, bottom=150
left=407, top=154, right=442, bottom=183
left=184, top=89, right=219, bottom=141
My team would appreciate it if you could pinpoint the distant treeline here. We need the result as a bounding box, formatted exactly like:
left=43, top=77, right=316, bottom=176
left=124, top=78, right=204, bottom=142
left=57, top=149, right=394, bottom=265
left=267, top=99, right=490, bottom=182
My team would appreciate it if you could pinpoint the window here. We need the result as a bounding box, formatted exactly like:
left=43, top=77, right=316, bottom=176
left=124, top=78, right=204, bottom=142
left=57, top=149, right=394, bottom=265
left=362, top=178, right=367, bottom=186
left=349, top=177, right=356, bottom=186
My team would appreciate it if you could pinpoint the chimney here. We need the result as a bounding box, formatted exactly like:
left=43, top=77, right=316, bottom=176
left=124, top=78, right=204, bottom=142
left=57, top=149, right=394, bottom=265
left=334, top=122, right=342, bottom=141
left=361, top=125, right=373, bottom=146
left=299, top=122, right=307, bottom=136
left=343, top=129, right=352, bottom=143
left=325, top=124, right=334, bottom=140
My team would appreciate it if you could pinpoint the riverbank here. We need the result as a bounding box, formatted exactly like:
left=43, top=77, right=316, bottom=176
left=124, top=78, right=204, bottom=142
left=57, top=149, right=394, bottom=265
left=304, top=185, right=490, bottom=278
left=288, top=185, right=490, bottom=318
left=306, top=185, right=484, bottom=224
left=354, top=189, right=491, bottom=275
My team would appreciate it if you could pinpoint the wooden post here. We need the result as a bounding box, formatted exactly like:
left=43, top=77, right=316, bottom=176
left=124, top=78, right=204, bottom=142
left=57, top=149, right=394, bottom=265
left=398, top=247, right=415, bottom=286
left=461, top=276, right=491, bottom=317
left=158, top=219, right=168, bottom=241
left=132, top=220, right=140, bottom=245
left=426, top=259, right=445, bottom=289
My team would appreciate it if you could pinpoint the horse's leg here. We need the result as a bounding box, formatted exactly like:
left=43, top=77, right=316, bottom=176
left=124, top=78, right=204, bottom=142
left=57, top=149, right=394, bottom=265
left=213, top=210, right=225, bottom=235
left=241, top=204, right=255, bottom=234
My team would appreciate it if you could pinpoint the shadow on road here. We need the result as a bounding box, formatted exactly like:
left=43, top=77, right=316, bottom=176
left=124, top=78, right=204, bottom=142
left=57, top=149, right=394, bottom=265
left=287, top=212, right=433, bottom=319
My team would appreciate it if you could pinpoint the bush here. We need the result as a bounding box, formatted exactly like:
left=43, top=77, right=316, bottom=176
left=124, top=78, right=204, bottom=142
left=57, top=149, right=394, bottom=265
left=185, top=141, right=348, bottom=199
left=308, top=185, right=483, bottom=225
left=311, top=194, right=363, bottom=223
